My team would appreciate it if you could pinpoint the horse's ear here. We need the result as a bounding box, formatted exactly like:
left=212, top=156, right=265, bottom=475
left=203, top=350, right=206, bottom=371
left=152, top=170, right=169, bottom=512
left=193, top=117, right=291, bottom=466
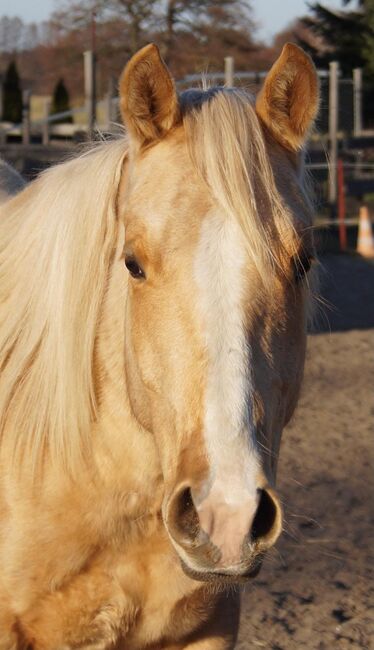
left=255, top=43, right=319, bottom=151
left=119, top=43, right=180, bottom=149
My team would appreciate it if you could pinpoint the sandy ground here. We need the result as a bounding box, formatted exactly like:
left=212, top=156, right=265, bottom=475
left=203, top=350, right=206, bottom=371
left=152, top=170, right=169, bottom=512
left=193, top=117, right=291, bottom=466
left=237, top=253, right=374, bottom=650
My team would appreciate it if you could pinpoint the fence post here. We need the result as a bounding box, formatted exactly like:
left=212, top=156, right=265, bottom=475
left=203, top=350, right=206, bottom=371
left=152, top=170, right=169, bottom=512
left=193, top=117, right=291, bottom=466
left=104, top=77, right=117, bottom=131
left=0, top=77, right=5, bottom=144
left=0, top=75, right=3, bottom=121
left=22, top=89, right=31, bottom=145
left=337, top=158, right=347, bottom=251
left=328, top=61, right=339, bottom=211
left=224, top=57, right=234, bottom=87
left=42, top=97, right=51, bottom=145
left=109, top=78, right=119, bottom=125
left=353, top=68, right=362, bottom=137
left=84, top=50, right=96, bottom=138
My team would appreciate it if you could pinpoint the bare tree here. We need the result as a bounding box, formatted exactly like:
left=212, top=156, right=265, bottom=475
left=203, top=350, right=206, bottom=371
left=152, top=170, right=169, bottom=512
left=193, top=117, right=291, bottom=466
left=53, top=0, right=160, bottom=54
left=161, top=1, right=256, bottom=67
left=106, top=1, right=160, bottom=53
left=0, top=16, right=25, bottom=53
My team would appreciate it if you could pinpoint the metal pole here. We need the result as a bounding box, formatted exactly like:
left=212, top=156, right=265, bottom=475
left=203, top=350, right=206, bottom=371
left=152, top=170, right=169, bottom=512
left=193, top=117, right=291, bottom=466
left=84, top=50, right=96, bottom=138
left=91, top=9, right=96, bottom=54
left=328, top=61, right=339, bottom=211
left=22, top=89, right=31, bottom=145
left=0, top=75, right=3, bottom=121
left=104, top=77, right=117, bottom=131
left=224, top=56, right=234, bottom=87
left=109, top=78, right=118, bottom=124
left=337, top=159, right=347, bottom=251
left=42, top=97, right=51, bottom=146
left=353, top=68, right=362, bottom=137
left=104, top=92, right=111, bottom=132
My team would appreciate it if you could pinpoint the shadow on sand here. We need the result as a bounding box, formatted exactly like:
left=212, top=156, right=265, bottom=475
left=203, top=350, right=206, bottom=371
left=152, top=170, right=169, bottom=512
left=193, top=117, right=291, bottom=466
left=310, top=253, right=374, bottom=333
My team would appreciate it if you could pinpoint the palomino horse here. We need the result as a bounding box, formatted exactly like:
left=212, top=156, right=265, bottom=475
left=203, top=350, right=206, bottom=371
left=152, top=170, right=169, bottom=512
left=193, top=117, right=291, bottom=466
left=0, top=43, right=318, bottom=649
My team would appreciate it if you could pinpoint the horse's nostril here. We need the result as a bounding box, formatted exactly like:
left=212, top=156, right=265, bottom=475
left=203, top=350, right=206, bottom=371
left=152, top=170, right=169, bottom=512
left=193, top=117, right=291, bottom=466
left=167, top=486, right=199, bottom=544
left=251, top=489, right=281, bottom=546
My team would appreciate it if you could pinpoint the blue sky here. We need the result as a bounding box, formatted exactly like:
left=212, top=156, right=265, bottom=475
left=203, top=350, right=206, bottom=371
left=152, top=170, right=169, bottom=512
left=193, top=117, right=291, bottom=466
left=0, top=0, right=345, bottom=42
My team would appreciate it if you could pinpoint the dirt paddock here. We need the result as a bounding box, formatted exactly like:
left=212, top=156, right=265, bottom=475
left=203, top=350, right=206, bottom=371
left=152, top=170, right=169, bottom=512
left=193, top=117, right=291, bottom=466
left=237, top=253, right=374, bottom=650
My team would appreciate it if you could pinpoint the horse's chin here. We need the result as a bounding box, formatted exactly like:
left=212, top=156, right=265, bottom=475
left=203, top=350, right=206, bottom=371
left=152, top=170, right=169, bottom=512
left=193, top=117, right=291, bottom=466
left=180, top=558, right=263, bottom=585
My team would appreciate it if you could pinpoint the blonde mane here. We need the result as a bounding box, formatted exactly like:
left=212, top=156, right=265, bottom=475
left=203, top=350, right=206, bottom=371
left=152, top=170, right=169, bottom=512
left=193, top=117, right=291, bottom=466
left=0, top=89, right=311, bottom=477
left=0, top=140, right=127, bottom=474
left=181, top=87, right=305, bottom=279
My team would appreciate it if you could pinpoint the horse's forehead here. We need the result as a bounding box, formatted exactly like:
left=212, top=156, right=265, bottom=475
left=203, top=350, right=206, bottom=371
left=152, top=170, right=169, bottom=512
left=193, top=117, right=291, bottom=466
left=132, top=134, right=193, bottom=187
left=123, top=140, right=212, bottom=242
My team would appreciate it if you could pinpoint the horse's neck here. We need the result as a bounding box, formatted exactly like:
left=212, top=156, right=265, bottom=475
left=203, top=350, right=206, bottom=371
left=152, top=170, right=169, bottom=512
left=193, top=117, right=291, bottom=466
left=92, top=255, right=162, bottom=506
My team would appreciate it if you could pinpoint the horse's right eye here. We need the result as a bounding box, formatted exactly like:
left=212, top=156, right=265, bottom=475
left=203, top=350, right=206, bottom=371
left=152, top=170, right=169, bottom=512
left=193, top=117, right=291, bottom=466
left=292, top=253, right=313, bottom=284
left=125, top=256, right=146, bottom=280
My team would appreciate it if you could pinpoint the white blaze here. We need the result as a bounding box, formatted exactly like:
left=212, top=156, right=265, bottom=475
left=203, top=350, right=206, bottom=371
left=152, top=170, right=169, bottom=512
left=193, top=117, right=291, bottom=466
left=193, top=210, right=261, bottom=563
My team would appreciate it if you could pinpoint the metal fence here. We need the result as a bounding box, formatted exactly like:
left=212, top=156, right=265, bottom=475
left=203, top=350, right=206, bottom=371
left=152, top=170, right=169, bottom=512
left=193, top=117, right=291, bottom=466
left=1, top=52, right=373, bottom=225
left=1, top=53, right=370, bottom=141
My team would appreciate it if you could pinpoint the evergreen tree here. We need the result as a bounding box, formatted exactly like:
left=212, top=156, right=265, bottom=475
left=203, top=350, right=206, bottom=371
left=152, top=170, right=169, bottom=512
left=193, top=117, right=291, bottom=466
left=51, top=78, right=73, bottom=123
left=2, top=61, right=22, bottom=123
left=360, top=0, right=374, bottom=78
left=298, top=1, right=373, bottom=76
left=298, top=0, right=374, bottom=128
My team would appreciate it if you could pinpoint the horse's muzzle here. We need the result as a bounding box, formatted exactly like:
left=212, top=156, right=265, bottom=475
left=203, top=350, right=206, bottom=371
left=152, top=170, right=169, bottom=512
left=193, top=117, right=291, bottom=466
left=164, top=483, right=282, bottom=581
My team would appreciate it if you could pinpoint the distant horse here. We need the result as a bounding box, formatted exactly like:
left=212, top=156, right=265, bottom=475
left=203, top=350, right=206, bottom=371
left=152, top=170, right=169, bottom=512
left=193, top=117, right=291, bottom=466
left=0, top=159, right=25, bottom=203
left=0, top=43, right=318, bottom=649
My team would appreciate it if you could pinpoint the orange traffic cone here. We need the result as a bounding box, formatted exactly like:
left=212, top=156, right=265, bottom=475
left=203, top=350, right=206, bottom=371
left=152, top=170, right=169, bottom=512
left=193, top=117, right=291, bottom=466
left=357, top=206, right=374, bottom=258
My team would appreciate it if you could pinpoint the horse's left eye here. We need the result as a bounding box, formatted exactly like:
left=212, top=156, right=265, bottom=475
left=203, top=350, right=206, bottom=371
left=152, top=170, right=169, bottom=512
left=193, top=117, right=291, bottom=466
left=292, top=253, right=312, bottom=284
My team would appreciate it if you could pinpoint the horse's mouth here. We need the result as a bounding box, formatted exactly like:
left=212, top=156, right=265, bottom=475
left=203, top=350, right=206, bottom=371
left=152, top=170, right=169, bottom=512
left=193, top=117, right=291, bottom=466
left=180, top=557, right=263, bottom=585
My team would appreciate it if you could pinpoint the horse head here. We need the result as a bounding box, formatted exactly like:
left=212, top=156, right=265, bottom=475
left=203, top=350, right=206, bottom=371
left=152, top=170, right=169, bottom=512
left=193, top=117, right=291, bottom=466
left=117, top=44, right=319, bottom=580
